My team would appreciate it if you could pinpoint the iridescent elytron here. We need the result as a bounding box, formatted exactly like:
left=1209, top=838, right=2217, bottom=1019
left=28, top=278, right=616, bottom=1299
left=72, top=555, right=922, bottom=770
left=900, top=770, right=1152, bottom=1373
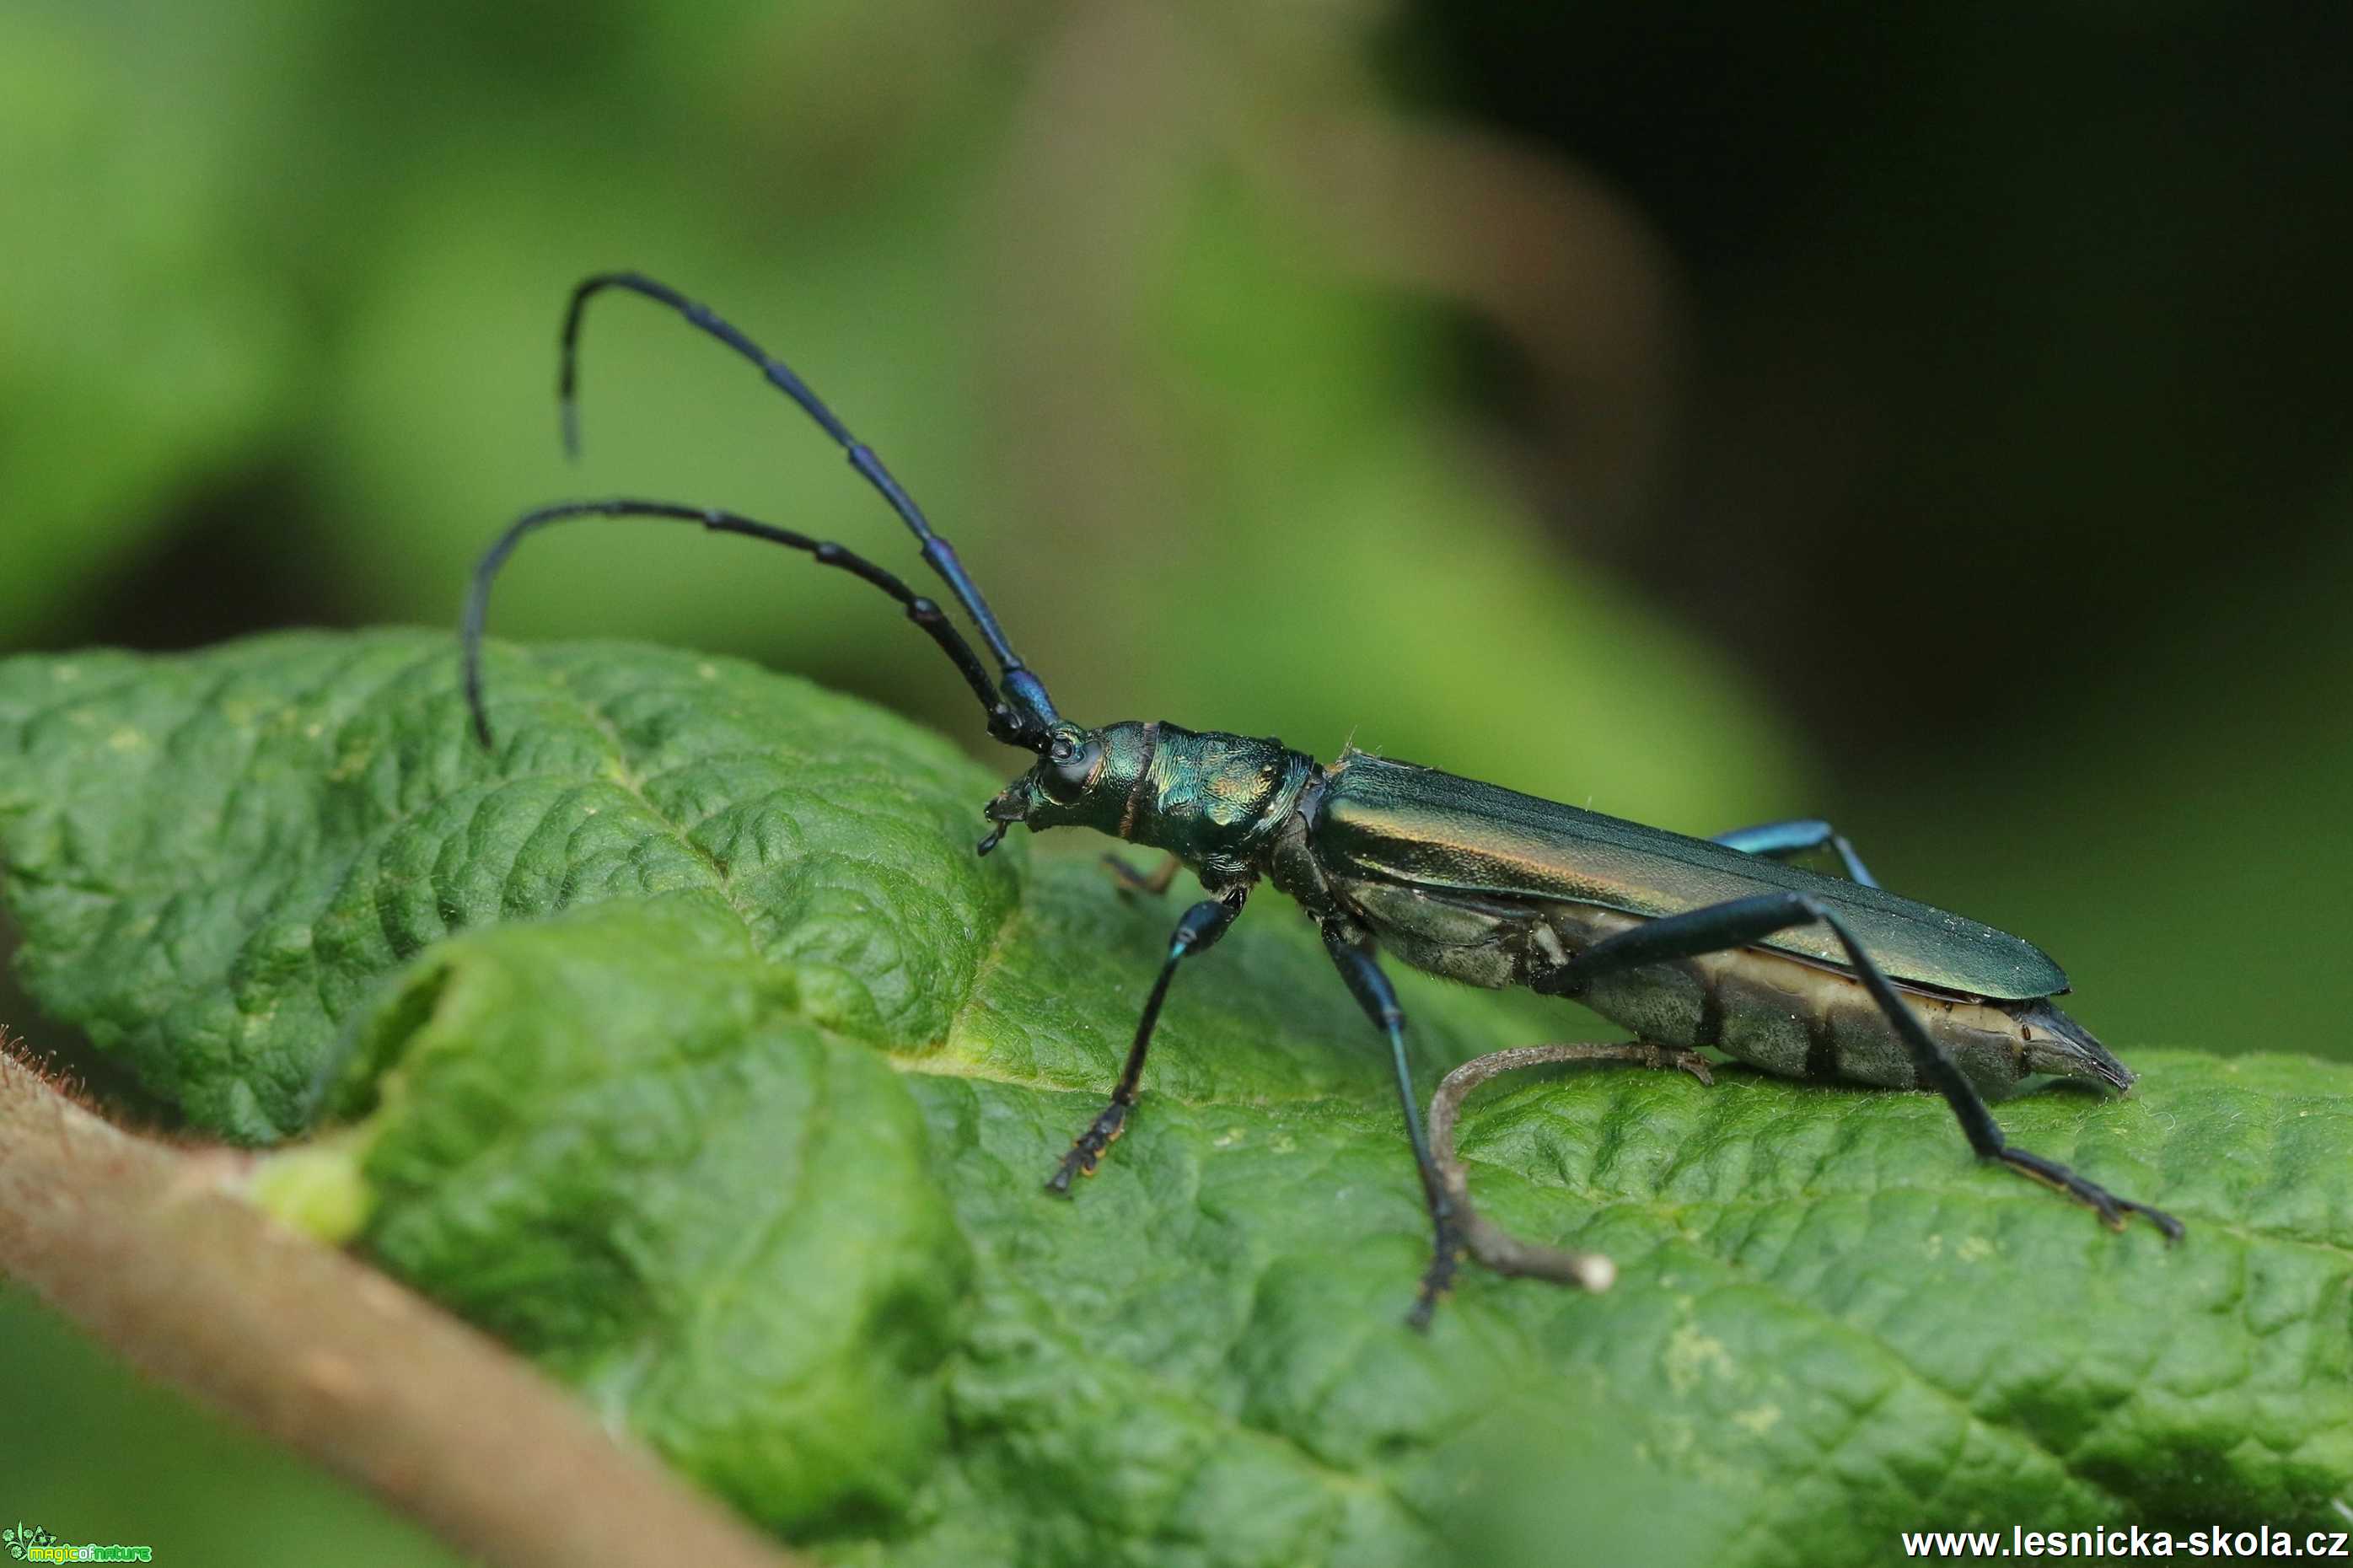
left=464, top=275, right=2181, bottom=1328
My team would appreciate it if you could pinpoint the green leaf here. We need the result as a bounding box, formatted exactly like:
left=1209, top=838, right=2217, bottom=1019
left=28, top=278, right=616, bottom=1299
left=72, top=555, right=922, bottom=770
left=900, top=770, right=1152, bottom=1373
left=0, top=631, right=1013, bottom=1140
left=341, top=891, right=973, bottom=1534
left=3, top=630, right=2348, bottom=1560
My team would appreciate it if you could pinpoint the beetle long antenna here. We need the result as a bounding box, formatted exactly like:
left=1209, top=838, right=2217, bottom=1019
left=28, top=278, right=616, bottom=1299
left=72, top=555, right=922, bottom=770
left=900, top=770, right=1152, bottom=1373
left=559, top=272, right=1060, bottom=742
left=462, top=498, right=1031, bottom=752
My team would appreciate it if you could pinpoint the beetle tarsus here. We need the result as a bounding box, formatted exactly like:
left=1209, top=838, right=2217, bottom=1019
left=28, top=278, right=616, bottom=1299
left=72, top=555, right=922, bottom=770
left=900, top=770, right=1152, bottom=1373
left=1640, top=1041, right=1716, bottom=1086
left=1996, top=1146, right=2183, bottom=1241
left=1045, top=1102, right=1130, bottom=1195
left=1406, top=1211, right=1465, bottom=1332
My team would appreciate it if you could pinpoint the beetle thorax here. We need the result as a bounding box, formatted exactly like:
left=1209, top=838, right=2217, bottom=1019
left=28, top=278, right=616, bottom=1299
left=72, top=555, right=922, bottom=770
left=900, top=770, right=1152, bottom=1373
left=1010, top=720, right=1314, bottom=888
left=1123, top=723, right=1315, bottom=882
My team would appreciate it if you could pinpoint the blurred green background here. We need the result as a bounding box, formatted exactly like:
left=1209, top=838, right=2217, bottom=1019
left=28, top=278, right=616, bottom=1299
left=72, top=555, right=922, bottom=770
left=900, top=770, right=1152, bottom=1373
left=3, top=1, right=2347, bottom=1560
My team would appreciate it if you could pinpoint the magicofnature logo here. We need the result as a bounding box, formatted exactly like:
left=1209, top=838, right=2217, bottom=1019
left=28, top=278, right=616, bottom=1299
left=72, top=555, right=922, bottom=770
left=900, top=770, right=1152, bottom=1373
left=2, top=1524, right=149, bottom=1564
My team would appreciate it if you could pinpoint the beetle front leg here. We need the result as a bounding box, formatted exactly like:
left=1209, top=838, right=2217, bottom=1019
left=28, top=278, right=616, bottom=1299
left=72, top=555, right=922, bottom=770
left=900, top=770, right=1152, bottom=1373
left=1045, top=887, right=1246, bottom=1194
left=1099, top=852, right=1181, bottom=896
left=1712, top=819, right=1878, bottom=887
left=1317, top=918, right=1462, bottom=1330
left=1544, top=893, right=2183, bottom=1239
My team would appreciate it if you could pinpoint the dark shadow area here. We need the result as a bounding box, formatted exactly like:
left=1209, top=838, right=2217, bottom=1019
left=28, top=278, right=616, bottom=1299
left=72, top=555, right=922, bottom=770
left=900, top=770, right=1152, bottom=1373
left=1393, top=3, right=2353, bottom=752
left=41, top=464, right=366, bottom=653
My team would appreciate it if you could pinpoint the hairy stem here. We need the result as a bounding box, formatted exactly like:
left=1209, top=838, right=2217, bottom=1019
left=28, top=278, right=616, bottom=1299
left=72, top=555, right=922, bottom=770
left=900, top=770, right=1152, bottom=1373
left=0, top=1039, right=797, bottom=1568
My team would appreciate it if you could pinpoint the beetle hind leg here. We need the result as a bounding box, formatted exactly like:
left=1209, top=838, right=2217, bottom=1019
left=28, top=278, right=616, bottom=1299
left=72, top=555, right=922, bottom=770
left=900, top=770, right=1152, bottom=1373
left=1713, top=818, right=1878, bottom=887
left=1544, top=890, right=2184, bottom=1243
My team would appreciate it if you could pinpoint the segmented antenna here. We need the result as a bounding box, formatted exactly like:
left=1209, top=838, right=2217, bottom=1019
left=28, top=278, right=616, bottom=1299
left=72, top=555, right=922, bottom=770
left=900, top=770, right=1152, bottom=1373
left=462, top=499, right=1021, bottom=750
left=559, top=272, right=1060, bottom=741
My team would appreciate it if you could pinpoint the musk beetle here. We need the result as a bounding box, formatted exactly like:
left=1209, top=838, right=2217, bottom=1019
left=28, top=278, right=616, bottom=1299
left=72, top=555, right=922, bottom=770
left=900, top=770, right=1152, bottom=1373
left=463, top=274, right=2182, bottom=1328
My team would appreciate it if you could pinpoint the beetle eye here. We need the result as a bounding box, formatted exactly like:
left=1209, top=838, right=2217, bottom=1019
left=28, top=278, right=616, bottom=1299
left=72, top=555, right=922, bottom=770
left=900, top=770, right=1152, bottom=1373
left=1040, top=736, right=1102, bottom=805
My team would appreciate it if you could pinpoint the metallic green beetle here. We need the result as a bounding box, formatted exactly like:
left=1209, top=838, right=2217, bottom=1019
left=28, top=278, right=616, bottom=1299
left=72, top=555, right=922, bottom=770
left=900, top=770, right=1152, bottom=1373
left=466, top=274, right=2182, bottom=1329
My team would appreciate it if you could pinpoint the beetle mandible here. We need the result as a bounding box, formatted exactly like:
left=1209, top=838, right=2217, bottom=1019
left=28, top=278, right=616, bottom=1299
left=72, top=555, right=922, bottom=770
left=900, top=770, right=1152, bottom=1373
left=464, top=274, right=2182, bottom=1329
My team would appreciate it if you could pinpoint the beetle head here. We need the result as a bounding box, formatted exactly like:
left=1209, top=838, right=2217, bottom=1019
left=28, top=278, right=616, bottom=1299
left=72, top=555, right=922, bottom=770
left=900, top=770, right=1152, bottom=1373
left=979, top=721, right=1149, bottom=852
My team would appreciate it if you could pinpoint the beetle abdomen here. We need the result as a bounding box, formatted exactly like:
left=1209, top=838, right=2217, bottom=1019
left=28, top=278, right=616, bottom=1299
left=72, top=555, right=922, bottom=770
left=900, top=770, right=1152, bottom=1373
left=1556, top=906, right=2039, bottom=1097
left=1335, top=878, right=2107, bottom=1099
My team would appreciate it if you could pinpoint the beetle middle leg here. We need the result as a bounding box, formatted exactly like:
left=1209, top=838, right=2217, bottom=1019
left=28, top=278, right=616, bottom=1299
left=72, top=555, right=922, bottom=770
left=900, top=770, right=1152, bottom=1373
left=1315, top=917, right=1463, bottom=1330
left=1425, top=1040, right=1715, bottom=1297
left=1713, top=819, right=1878, bottom=887
left=1046, top=887, right=1247, bottom=1194
left=1539, top=892, right=2183, bottom=1238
